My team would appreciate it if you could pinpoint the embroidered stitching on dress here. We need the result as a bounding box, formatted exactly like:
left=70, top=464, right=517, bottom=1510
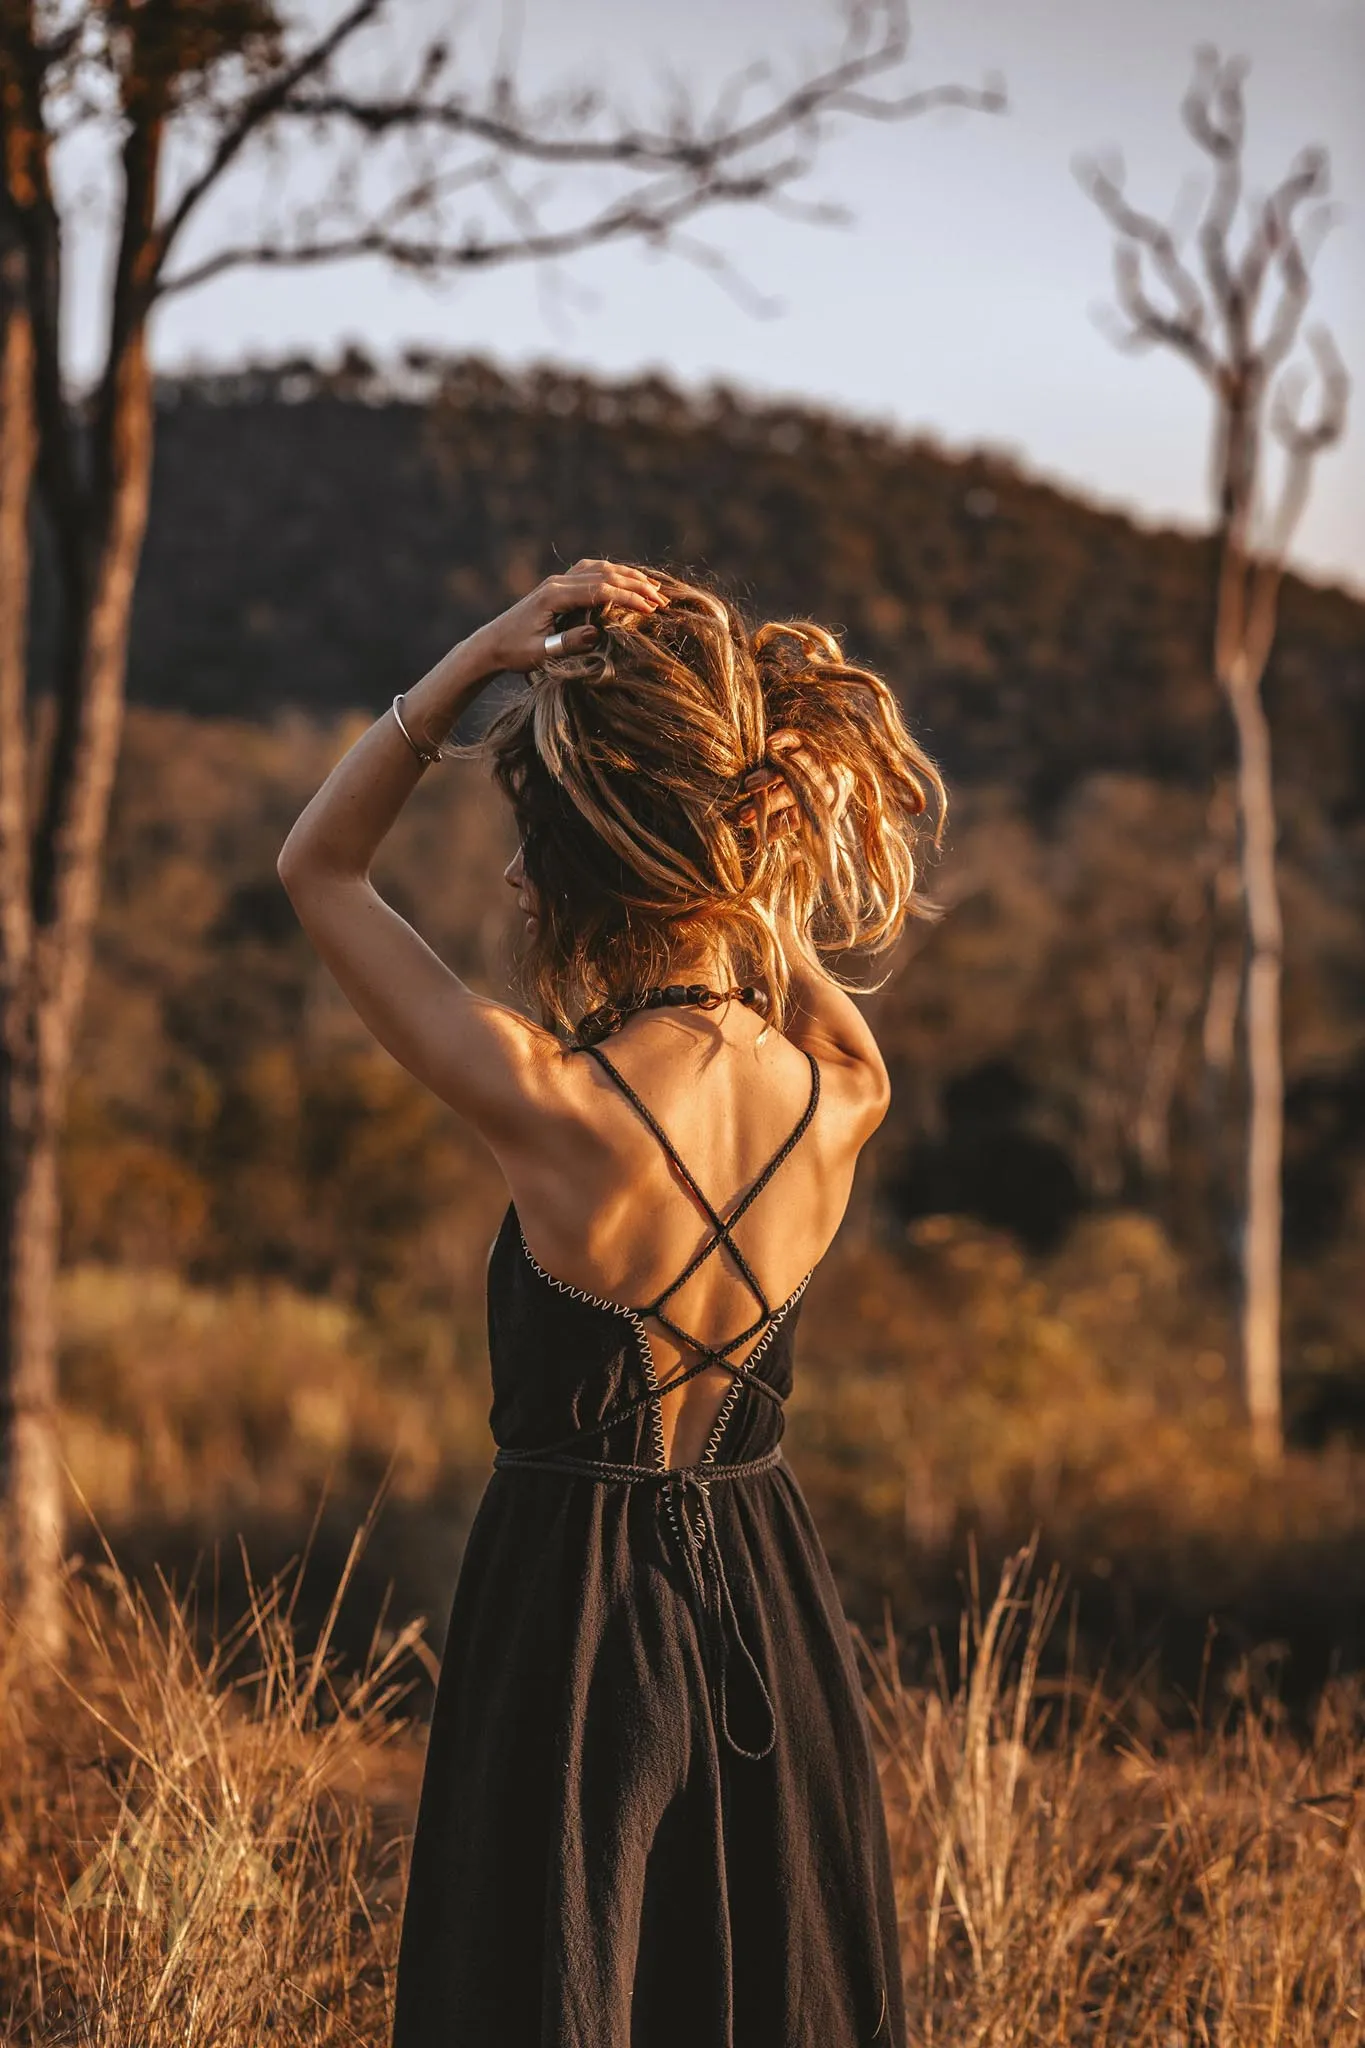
left=516, top=1223, right=809, bottom=1544
left=516, top=1229, right=639, bottom=1320
left=517, top=1226, right=670, bottom=1471
left=700, top=1272, right=812, bottom=1468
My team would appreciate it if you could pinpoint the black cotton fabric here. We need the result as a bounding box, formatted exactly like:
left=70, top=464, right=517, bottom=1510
left=391, top=1047, right=906, bottom=2048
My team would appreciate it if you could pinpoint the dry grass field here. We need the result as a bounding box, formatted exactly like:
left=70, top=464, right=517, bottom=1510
left=2, top=1535, right=1361, bottom=2048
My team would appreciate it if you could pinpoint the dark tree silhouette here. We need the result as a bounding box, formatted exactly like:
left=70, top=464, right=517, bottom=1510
left=1077, top=47, right=1349, bottom=1465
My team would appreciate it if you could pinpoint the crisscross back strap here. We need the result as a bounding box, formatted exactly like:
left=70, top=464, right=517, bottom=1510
left=576, top=1042, right=820, bottom=1370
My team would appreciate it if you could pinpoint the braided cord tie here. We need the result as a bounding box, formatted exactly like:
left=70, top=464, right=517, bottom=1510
left=492, top=1442, right=781, bottom=1760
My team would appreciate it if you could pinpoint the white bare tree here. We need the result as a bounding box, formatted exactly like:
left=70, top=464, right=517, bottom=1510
left=1077, top=48, right=1349, bottom=1464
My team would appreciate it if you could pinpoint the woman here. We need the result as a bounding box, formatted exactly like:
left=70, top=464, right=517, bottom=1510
left=278, top=560, right=945, bottom=2048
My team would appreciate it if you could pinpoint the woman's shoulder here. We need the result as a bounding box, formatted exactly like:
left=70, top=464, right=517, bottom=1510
left=499, top=1019, right=874, bottom=1222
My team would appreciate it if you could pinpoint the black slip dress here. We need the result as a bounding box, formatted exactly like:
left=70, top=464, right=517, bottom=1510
left=391, top=1043, right=906, bottom=2048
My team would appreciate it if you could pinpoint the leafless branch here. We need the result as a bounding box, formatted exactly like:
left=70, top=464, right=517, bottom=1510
left=149, top=0, right=385, bottom=287
left=279, top=69, right=1003, bottom=169
left=1074, top=152, right=1213, bottom=375
left=1180, top=45, right=1246, bottom=164
left=150, top=0, right=999, bottom=305
left=1270, top=324, right=1349, bottom=460
left=275, top=1, right=997, bottom=167
left=825, top=77, right=1006, bottom=122
left=1238, top=328, right=1348, bottom=681
left=157, top=158, right=819, bottom=300
left=645, top=226, right=784, bottom=320
left=1079, top=47, right=1349, bottom=558
left=1184, top=49, right=1245, bottom=344
left=1254, top=325, right=1350, bottom=587
left=1255, top=151, right=1331, bottom=376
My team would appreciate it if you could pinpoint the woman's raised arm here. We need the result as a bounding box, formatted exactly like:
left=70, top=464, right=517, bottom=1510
left=276, top=562, right=663, bottom=1142
left=775, top=914, right=891, bottom=1135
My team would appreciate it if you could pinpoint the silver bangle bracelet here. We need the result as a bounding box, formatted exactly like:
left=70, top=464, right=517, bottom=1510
left=392, top=692, right=447, bottom=767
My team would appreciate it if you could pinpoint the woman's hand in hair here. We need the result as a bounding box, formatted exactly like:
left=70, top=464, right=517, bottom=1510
left=736, top=729, right=855, bottom=833
left=475, top=558, right=665, bottom=674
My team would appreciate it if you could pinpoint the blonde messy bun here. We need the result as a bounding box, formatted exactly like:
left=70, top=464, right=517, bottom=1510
left=476, top=569, right=945, bottom=1038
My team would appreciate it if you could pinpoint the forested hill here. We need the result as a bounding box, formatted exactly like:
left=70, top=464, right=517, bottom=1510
left=77, top=353, right=1365, bottom=813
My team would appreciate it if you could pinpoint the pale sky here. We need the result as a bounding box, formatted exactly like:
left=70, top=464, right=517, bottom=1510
left=69, top=0, right=1365, bottom=593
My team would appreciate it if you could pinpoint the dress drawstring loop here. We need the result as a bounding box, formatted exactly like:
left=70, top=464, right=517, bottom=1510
left=493, top=1444, right=780, bottom=1761
left=662, top=1468, right=778, bottom=1761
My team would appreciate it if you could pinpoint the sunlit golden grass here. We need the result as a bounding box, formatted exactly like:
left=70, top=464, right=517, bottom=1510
left=0, top=1518, right=424, bottom=2045
left=3, top=1538, right=1361, bottom=2046
left=861, top=1546, right=1365, bottom=2046
left=791, top=1220, right=1365, bottom=1648
left=56, top=1262, right=494, bottom=1528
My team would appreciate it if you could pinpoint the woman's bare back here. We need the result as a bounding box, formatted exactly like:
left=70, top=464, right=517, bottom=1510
left=502, top=1008, right=867, bottom=1466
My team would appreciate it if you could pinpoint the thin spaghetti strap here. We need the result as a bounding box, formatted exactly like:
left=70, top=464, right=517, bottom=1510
left=639, top=1051, right=820, bottom=1314
left=581, top=1045, right=819, bottom=1243
left=581, top=1045, right=744, bottom=1245
left=578, top=1044, right=821, bottom=1325
left=699, top=1050, right=819, bottom=1234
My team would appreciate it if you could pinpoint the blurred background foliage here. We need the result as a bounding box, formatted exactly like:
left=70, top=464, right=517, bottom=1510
left=50, top=354, right=1365, bottom=1697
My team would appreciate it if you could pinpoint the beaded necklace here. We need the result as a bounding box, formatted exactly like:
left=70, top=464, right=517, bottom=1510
left=574, top=982, right=764, bottom=1048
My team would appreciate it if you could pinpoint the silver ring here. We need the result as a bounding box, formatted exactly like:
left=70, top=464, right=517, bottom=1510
left=543, top=629, right=567, bottom=658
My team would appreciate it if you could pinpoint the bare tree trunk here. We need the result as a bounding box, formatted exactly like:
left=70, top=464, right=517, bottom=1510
left=1079, top=51, right=1348, bottom=1469
left=1224, top=652, right=1284, bottom=1464
left=0, top=232, right=65, bottom=1648
left=1215, top=523, right=1285, bottom=1467
left=0, top=1130, right=64, bottom=1650
left=0, top=301, right=154, bottom=1643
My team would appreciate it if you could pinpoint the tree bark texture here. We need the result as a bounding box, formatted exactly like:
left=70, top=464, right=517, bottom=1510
left=1225, top=657, right=1285, bottom=1466
left=0, top=271, right=156, bottom=1644
left=0, top=234, right=66, bottom=1649
left=1216, top=534, right=1286, bottom=1467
